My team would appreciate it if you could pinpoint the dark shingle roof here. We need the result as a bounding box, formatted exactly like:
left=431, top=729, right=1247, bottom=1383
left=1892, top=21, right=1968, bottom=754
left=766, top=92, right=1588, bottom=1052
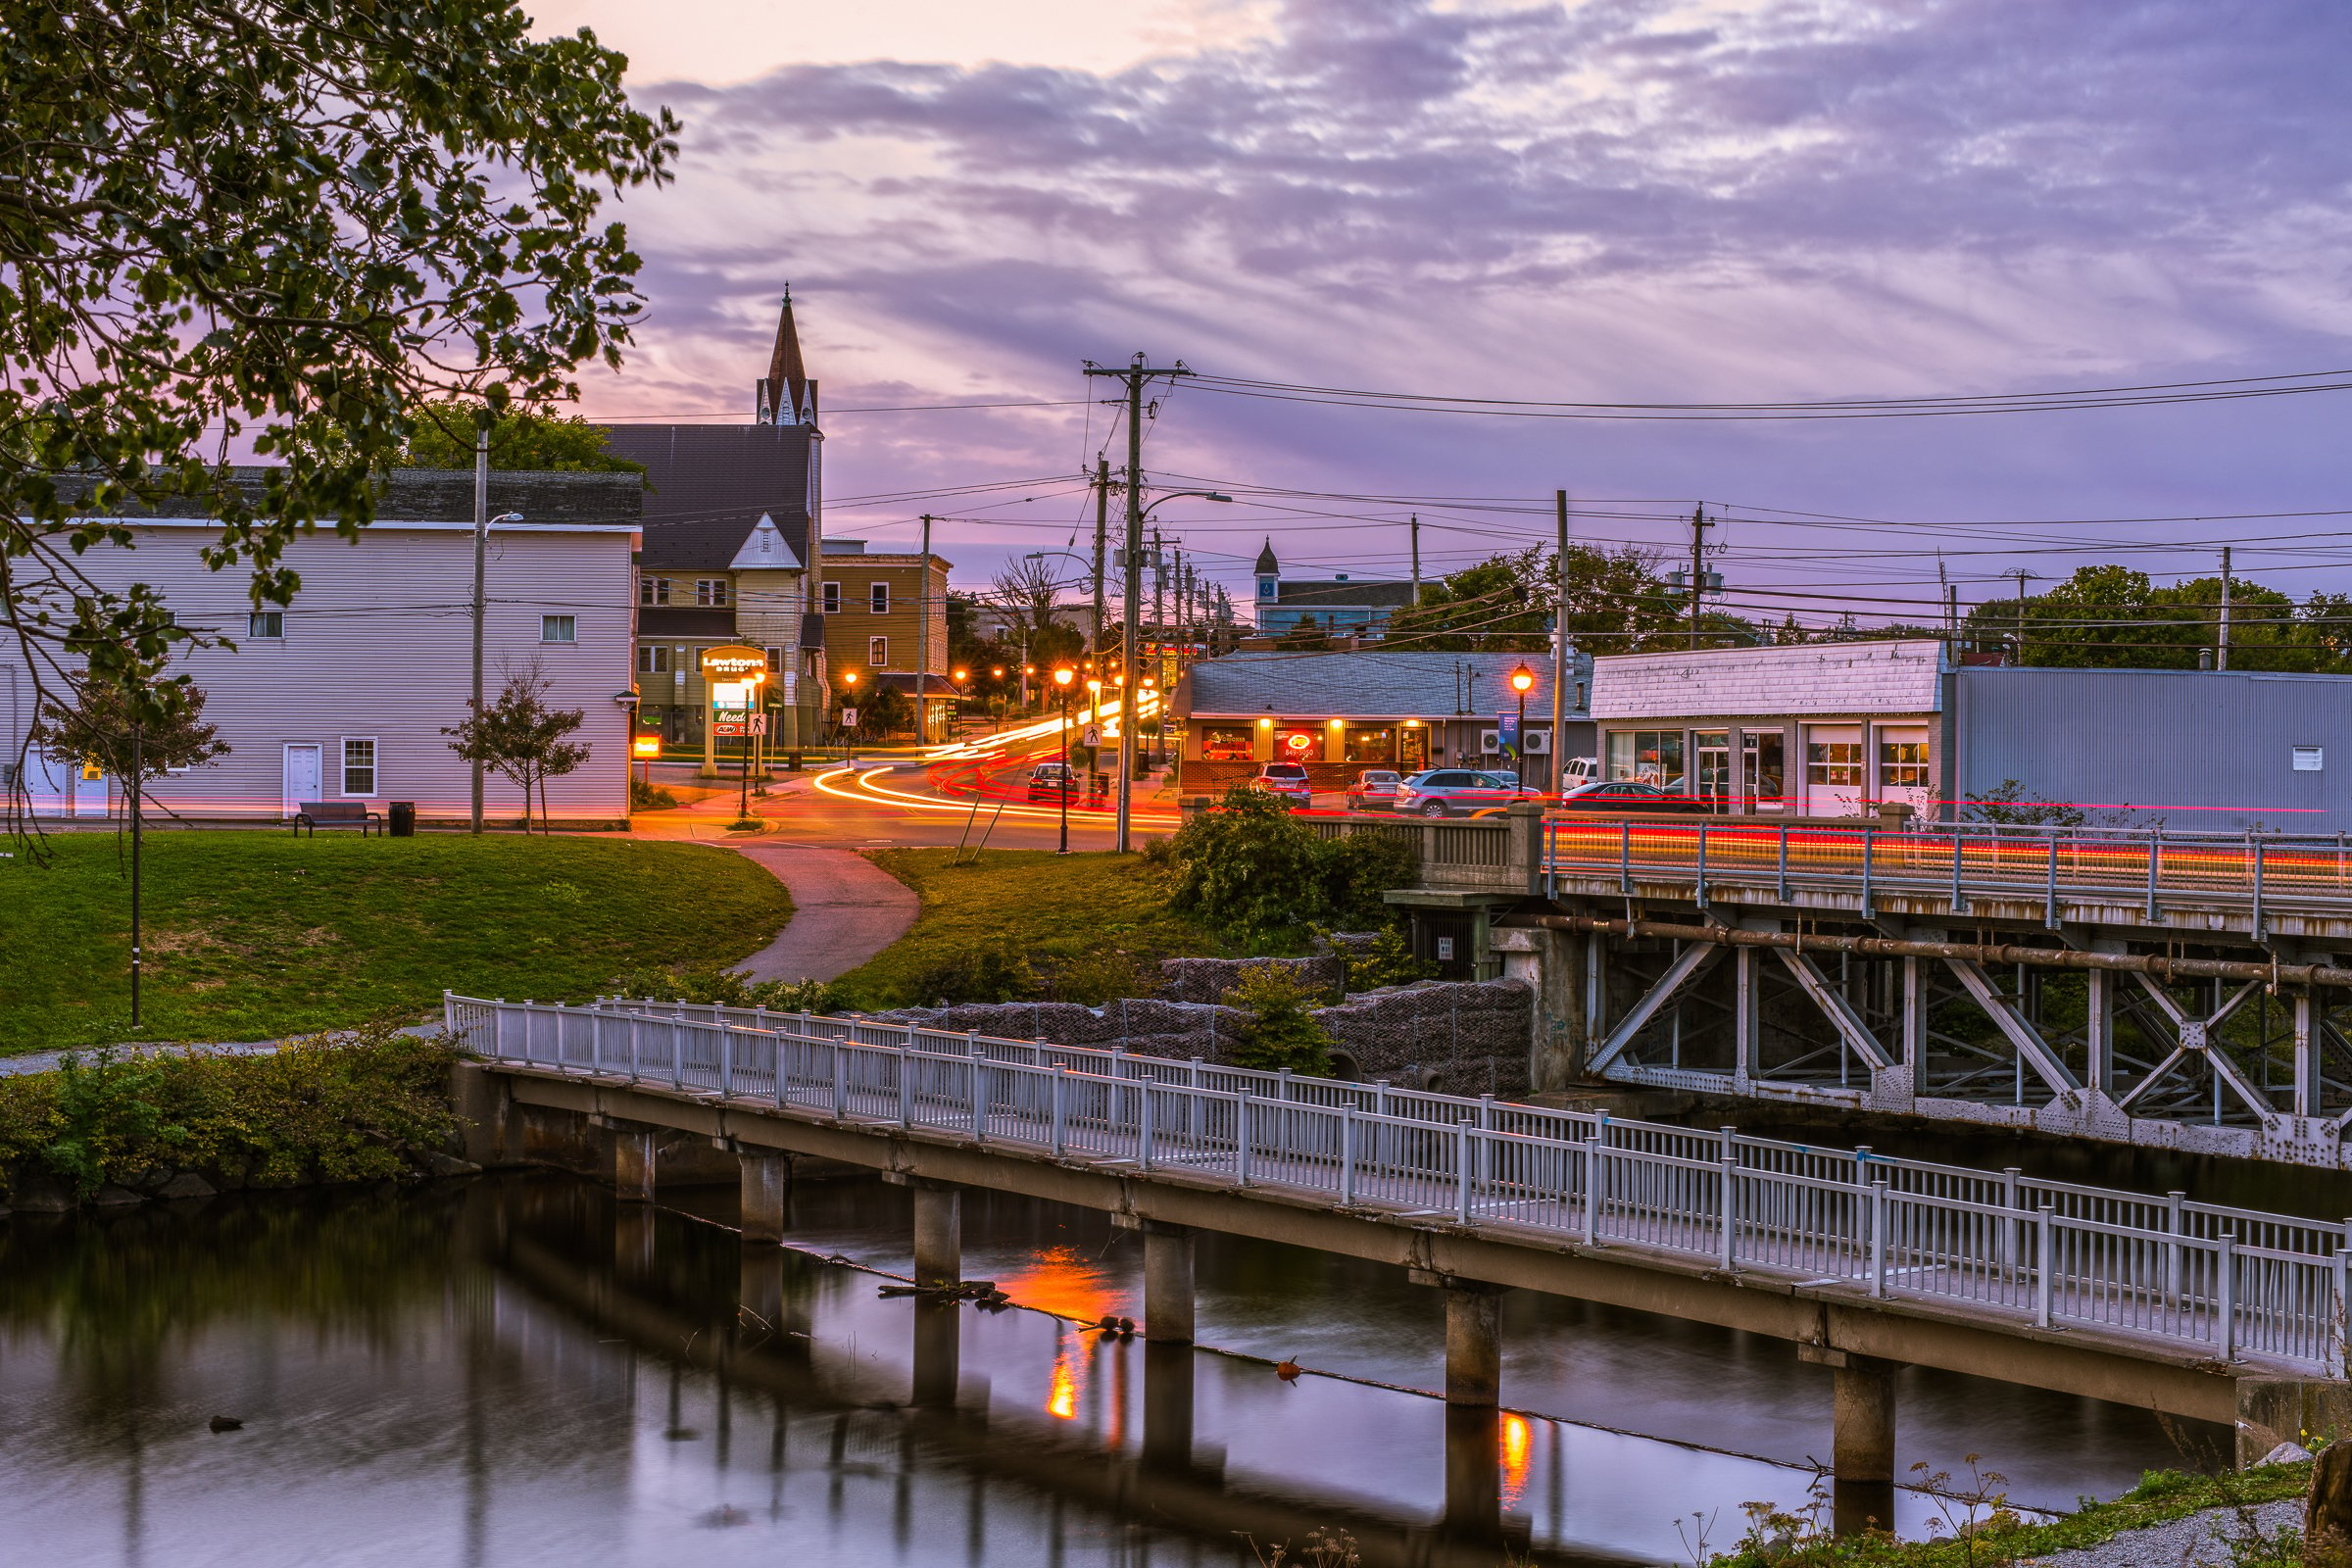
left=104, top=466, right=644, bottom=524
left=1275, top=579, right=1416, bottom=609
left=1253, top=539, right=1280, bottom=575
left=638, top=607, right=738, bottom=639
left=1178, top=650, right=1592, bottom=719
left=602, top=424, right=815, bottom=573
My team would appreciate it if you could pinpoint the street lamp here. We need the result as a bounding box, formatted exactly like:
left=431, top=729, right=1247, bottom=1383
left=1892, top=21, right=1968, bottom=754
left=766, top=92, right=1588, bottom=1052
left=1052, top=665, right=1076, bottom=855
left=1509, top=663, right=1536, bottom=788
left=1141, top=674, right=1160, bottom=768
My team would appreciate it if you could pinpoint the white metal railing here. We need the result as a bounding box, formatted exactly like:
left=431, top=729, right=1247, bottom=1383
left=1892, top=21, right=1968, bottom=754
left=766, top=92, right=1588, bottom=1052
left=448, top=993, right=2352, bottom=1373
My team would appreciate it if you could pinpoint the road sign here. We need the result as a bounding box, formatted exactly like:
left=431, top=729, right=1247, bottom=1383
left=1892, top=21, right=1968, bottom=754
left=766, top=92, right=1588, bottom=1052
left=749, top=714, right=768, bottom=736
left=1081, top=723, right=1102, bottom=748
left=840, top=708, right=858, bottom=728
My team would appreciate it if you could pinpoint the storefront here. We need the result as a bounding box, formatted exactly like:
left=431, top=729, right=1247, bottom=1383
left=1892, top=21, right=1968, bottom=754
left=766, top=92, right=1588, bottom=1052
left=1589, top=640, right=1945, bottom=817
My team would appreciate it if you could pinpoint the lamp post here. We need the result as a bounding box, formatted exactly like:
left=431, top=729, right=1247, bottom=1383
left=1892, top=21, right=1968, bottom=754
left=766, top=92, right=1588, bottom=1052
left=1141, top=674, right=1159, bottom=768
left=1053, top=665, right=1076, bottom=855
left=737, top=669, right=767, bottom=820
left=1509, top=662, right=1535, bottom=790
left=990, top=665, right=1006, bottom=731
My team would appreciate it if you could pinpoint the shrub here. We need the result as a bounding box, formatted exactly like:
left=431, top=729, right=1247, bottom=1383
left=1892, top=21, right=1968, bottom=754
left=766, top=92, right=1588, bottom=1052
left=1049, top=950, right=1155, bottom=1005
left=603, top=963, right=838, bottom=1013
left=1343, top=926, right=1436, bottom=993
left=1221, top=960, right=1334, bottom=1074
left=905, top=942, right=1041, bottom=1005
left=630, top=777, right=678, bottom=810
left=0, top=1025, right=461, bottom=1200
left=1168, top=789, right=1418, bottom=943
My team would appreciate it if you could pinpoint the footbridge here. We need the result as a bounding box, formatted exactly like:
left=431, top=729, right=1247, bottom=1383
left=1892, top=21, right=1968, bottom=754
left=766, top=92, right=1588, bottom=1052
left=445, top=991, right=2352, bottom=1530
left=1317, top=806, right=2352, bottom=1167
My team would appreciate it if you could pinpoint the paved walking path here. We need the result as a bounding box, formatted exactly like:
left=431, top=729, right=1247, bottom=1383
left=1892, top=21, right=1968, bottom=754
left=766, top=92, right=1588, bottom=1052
left=723, top=841, right=919, bottom=983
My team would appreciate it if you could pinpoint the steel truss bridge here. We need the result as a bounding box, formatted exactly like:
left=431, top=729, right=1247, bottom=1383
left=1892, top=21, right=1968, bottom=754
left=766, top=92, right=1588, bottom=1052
left=1325, top=808, right=2352, bottom=1169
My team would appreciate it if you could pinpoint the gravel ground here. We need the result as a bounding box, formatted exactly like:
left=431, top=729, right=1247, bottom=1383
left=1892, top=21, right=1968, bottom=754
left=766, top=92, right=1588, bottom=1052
left=2016, top=1498, right=2300, bottom=1568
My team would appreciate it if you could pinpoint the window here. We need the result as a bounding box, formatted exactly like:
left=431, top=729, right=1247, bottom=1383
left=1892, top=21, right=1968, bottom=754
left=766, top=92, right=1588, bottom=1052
left=1878, top=736, right=1929, bottom=790
left=639, top=576, right=670, bottom=606
left=1200, top=725, right=1255, bottom=760
left=821, top=581, right=841, bottom=614
left=869, top=582, right=891, bottom=614
left=1343, top=726, right=1396, bottom=763
left=247, top=611, right=284, bottom=639
left=1807, top=741, right=1865, bottom=788
left=541, top=614, right=576, bottom=644
left=637, top=644, right=671, bottom=675
left=765, top=646, right=784, bottom=673
left=696, top=578, right=730, bottom=608
left=340, top=738, right=377, bottom=797
left=868, top=636, right=888, bottom=666
left=1606, top=729, right=1684, bottom=787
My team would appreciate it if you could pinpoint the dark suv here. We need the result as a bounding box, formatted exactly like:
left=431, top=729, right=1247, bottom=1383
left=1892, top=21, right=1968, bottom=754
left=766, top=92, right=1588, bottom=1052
left=1250, top=761, right=1314, bottom=808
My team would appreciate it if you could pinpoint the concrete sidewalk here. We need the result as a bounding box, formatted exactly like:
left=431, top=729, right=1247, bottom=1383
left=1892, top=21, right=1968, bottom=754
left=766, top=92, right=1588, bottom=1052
left=723, top=842, right=919, bottom=983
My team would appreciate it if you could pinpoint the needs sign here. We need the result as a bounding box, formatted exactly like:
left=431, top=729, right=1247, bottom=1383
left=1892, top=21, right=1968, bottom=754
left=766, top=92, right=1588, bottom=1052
left=699, top=644, right=769, bottom=680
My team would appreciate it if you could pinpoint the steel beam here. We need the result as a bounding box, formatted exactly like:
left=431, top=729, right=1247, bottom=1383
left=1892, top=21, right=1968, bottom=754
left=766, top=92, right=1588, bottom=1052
left=1586, top=942, right=1725, bottom=1074
left=1943, top=957, right=2082, bottom=1095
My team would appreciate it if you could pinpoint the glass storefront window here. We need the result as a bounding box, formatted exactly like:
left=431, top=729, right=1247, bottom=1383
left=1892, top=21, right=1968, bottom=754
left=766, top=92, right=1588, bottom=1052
left=1343, top=726, right=1396, bottom=763
left=1607, top=729, right=1685, bottom=787
left=1807, top=741, right=1863, bottom=787
left=1274, top=727, right=1320, bottom=763
left=1200, top=725, right=1255, bottom=760
left=1399, top=726, right=1430, bottom=771
left=1751, top=731, right=1787, bottom=804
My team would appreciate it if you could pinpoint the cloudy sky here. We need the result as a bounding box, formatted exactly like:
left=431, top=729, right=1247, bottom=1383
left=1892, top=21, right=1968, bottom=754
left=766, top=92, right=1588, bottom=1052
left=533, top=0, right=2352, bottom=627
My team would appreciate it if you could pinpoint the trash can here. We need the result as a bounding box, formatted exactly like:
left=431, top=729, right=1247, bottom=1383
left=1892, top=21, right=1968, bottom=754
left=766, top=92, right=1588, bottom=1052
left=388, top=801, right=416, bottom=837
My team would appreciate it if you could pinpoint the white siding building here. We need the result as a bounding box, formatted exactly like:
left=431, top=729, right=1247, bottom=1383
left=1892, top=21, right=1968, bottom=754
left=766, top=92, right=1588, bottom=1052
left=5, top=498, right=639, bottom=827
left=1589, top=639, right=1946, bottom=816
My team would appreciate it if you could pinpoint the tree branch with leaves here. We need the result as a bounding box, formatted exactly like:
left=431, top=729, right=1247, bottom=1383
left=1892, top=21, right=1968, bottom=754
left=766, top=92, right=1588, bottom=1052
left=441, top=662, right=591, bottom=831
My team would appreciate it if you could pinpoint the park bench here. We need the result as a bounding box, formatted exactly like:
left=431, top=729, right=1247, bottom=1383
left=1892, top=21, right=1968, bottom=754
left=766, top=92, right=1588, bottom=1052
left=291, top=801, right=381, bottom=837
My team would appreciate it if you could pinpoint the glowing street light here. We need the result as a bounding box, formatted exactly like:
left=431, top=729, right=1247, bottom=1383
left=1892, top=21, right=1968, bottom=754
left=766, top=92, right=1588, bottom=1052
left=1052, top=666, right=1077, bottom=855
left=1509, top=662, right=1536, bottom=786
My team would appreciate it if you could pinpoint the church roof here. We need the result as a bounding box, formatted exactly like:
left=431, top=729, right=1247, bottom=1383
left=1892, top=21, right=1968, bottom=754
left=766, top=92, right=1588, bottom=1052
left=728, top=512, right=805, bottom=572
left=1253, top=538, right=1279, bottom=575
left=756, top=291, right=816, bottom=425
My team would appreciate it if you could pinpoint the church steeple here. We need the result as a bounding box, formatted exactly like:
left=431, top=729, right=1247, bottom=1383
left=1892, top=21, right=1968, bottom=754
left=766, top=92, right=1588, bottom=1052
left=754, top=287, right=817, bottom=426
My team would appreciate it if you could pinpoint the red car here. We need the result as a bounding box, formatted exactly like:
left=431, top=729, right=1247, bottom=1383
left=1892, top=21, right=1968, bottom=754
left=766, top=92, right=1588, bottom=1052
left=1559, top=780, right=1709, bottom=815
left=1250, top=761, right=1314, bottom=808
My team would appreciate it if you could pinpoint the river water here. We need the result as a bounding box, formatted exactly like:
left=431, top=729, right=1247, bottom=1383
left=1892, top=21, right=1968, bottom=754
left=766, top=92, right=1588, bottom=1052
left=0, top=1171, right=2223, bottom=1568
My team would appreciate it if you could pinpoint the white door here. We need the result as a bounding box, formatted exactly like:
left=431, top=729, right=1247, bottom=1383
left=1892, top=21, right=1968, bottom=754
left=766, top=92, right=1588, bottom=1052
left=1875, top=724, right=1932, bottom=815
left=1803, top=724, right=1865, bottom=816
left=23, top=749, right=73, bottom=817
left=282, top=744, right=321, bottom=817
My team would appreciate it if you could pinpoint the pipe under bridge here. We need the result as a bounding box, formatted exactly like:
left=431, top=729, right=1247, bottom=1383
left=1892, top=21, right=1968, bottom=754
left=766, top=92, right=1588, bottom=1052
left=445, top=991, right=2352, bottom=1534
left=1315, top=806, right=2352, bottom=1167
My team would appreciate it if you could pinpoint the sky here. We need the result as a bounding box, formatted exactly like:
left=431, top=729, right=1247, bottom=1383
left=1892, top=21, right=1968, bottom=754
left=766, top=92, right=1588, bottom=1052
left=530, top=0, right=2352, bottom=629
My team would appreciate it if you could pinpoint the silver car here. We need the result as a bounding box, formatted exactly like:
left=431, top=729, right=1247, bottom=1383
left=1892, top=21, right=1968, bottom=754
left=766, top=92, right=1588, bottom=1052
left=1344, top=769, right=1403, bottom=811
left=1392, top=768, right=1535, bottom=818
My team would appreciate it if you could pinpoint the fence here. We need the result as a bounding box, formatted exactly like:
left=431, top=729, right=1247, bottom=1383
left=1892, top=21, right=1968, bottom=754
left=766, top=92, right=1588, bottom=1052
left=449, top=993, right=2352, bottom=1373
left=1545, top=817, right=2352, bottom=923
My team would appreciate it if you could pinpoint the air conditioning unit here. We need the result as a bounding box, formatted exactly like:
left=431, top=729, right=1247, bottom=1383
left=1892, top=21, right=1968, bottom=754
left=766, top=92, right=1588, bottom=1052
left=1525, top=731, right=1551, bottom=755
left=1479, top=730, right=1500, bottom=753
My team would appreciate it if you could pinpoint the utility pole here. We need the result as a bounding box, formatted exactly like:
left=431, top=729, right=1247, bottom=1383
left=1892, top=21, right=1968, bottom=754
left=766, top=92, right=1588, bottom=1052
left=2015, top=567, right=2030, bottom=661
left=471, top=411, right=488, bottom=834
left=918, top=514, right=935, bottom=742
left=129, top=718, right=142, bottom=1027
left=1151, top=525, right=1166, bottom=655
left=1688, top=504, right=1711, bottom=650
left=1409, top=514, right=1421, bottom=600
left=1549, top=490, right=1570, bottom=796
left=2219, top=546, right=2232, bottom=671
left=1083, top=354, right=1193, bottom=854
left=1092, top=459, right=1109, bottom=657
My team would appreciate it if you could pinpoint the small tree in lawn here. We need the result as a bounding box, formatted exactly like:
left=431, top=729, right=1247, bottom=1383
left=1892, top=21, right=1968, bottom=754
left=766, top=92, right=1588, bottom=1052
left=31, top=670, right=230, bottom=789
left=443, top=663, right=590, bottom=832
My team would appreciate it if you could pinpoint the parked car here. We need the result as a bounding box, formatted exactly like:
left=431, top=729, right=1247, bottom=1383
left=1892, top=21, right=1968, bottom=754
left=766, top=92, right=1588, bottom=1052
left=1250, top=760, right=1315, bottom=808
left=1025, top=760, right=1079, bottom=801
left=1392, top=768, right=1534, bottom=817
left=1344, top=769, right=1403, bottom=811
left=1558, top=779, right=1709, bottom=815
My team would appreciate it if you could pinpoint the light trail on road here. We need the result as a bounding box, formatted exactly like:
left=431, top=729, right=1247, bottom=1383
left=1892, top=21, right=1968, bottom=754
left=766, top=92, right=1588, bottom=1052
left=811, top=765, right=1181, bottom=827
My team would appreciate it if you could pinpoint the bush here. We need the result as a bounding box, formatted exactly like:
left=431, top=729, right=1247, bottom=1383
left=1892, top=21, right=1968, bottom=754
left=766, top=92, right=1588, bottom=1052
left=1168, top=789, right=1418, bottom=942
left=0, top=1025, right=461, bottom=1200
left=1048, top=950, right=1155, bottom=1005
left=1221, top=960, right=1334, bottom=1073
left=604, top=962, right=837, bottom=1013
left=905, top=942, right=1041, bottom=1005
left=630, top=777, right=678, bottom=810
left=1343, top=926, right=1436, bottom=993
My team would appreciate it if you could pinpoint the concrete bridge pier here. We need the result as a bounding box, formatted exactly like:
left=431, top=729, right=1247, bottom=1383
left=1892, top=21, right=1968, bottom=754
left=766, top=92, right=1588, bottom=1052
left=1806, top=1347, right=1897, bottom=1536
left=739, top=1151, right=792, bottom=1244
left=1110, top=1216, right=1197, bottom=1343
left=908, top=1183, right=961, bottom=1288
left=1442, top=1283, right=1505, bottom=1407
left=1422, top=1276, right=1508, bottom=1542
left=910, top=1298, right=960, bottom=1409
left=615, top=1203, right=657, bottom=1280
left=610, top=1125, right=657, bottom=1203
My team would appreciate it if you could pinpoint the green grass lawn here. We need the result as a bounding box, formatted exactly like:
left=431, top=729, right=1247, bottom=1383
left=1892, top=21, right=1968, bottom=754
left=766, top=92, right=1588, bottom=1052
left=829, top=848, right=1221, bottom=1008
left=0, top=832, right=792, bottom=1054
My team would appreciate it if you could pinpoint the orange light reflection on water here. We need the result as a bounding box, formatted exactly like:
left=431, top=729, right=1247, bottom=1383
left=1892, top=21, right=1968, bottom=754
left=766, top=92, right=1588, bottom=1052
left=994, top=1244, right=1128, bottom=1325
left=1500, top=1412, right=1533, bottom=1507
left=1048, top=1340, right=1079, bottom=1421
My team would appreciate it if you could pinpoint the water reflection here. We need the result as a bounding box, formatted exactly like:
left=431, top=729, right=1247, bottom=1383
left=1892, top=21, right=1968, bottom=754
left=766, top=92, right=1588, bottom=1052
left=0, top=1173, right=2225, bottom=1568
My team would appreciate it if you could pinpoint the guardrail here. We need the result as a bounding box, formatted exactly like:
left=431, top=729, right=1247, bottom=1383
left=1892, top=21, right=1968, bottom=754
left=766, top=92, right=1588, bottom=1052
left=450, top=993, right=2352, bottom=1372
left=1545, top=817, right=2352, bottom=923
